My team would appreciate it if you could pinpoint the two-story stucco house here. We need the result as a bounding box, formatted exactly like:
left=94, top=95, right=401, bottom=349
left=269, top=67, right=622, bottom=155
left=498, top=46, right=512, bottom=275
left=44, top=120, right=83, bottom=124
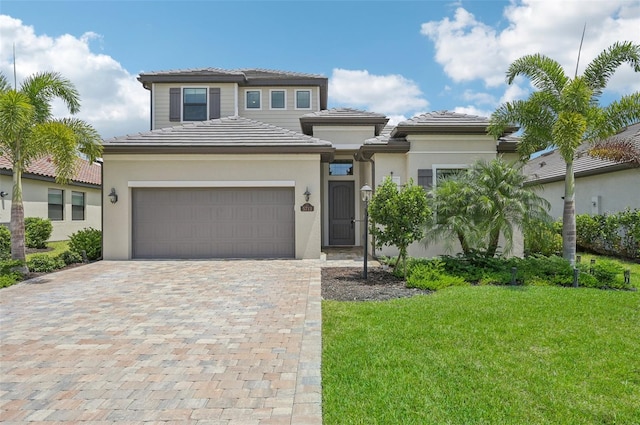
left=102, top=68, right=519, bottom=260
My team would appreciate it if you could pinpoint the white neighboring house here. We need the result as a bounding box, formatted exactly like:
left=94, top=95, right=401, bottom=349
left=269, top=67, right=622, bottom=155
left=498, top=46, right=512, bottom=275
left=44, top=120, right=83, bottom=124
left=0, top=155, right=102, bottom=241
left=524, top=122, right=640, bottom=220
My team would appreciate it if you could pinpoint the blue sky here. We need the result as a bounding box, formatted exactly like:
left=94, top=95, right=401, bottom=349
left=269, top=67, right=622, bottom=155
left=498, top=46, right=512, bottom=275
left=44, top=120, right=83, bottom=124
left=1, top=0, right=639, bottom=138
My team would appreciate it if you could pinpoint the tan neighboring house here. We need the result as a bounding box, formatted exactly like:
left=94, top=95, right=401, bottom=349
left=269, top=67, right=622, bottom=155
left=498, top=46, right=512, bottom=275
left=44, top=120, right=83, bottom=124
left=524, top=122, right=640, bottom=220
left=102, top=68, right=519, bottom=260
left=0, top=155, right=102, bottom=241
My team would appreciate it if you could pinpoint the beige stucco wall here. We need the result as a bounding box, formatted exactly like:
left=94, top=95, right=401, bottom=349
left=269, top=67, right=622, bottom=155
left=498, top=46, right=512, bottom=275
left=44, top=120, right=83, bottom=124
left=0, top=175, right=101, bottom=241
left=313, top=126, right=375, bottom=149
left=370, top=134, right=525, bottom=259
left=537, top=168, right=640, bottom=220
left=102, top=153, right=322, bottom=260
left=152, top=83, right=238, bottom=130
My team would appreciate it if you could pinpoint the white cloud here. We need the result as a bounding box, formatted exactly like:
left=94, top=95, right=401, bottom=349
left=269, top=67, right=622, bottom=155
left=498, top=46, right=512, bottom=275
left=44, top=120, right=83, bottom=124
left=421, top=1, right=640, bottom=94
left=453, top=106, right=494, bottom=119
left=329, top=68, right=429, bottom=115
left=0, top=15, right=148, bottom=139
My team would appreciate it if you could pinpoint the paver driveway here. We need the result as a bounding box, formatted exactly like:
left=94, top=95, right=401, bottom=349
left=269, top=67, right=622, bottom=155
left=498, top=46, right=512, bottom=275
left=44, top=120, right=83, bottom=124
left=0, top=260, right=322, bottom=424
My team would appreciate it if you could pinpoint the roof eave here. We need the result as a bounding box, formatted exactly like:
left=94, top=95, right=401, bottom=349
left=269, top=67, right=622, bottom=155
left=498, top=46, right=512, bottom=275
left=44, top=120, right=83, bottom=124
left=356, top=142, right=410, bottom=160
left=525, top=162, right=635, bottom=185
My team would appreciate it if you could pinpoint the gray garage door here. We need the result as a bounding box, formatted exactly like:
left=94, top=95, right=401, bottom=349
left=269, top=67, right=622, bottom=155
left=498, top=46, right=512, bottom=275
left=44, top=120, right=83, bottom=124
left=132, top=187, right=295, bottom=259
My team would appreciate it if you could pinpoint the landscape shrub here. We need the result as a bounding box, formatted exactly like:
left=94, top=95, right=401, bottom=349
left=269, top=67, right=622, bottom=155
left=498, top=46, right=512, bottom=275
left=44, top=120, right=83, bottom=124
left=575, top=209, right=640, bottom=259
left=0, top=273, right=20, bottom=288
left=524, top=218, right=562, bottom=256
left=25, top=217, right=53, bottom=249
left=0, top=225, right=10, bottom=260
left=406, top=259, right=468, bottom=291
left=69, top=228, right=102, bottom=261
left=58, top=250, right=83, bottom=265
left=0, top=259, right=25, bottom=276
left=26, top=254, right=64, bottom=273
left=577, top=260, right=628, bottom=290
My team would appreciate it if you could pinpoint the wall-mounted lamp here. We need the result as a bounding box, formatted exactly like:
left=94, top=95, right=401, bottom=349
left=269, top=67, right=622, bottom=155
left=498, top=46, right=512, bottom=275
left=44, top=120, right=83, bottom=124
left=304, top=188, right=311, bottom=202
left=0, top=191, right=8, bottom=198
left=108, top=188, right=118, bottom=204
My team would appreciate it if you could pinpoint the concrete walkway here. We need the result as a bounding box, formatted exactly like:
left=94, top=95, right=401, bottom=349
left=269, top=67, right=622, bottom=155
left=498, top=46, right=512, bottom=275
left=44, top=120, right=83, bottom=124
left=0, top=260, right=322, bottom=424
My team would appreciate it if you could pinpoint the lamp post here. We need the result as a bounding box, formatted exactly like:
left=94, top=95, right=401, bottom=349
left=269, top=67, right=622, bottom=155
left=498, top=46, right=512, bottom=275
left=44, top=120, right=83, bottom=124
left=361, top=184, right=372, bottom=279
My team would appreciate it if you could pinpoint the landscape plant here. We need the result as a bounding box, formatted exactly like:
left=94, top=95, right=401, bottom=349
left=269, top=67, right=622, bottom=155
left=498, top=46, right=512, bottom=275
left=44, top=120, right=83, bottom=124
left=24, top=217, right=53, bottom=249
left=368, top=177, right=428, bottom=277
left=488, top=40, right=640, bottom=265
left=68, top=227, right=102, bottom=261
left=0, top=225, right=10, bottom=260
left=425, top=158, right=551, bottom=257
left=575, top=209, right=639, bottom=259
left=26, top=253, right=64, bottom=273
left=0, top=72, right=103, bottom=271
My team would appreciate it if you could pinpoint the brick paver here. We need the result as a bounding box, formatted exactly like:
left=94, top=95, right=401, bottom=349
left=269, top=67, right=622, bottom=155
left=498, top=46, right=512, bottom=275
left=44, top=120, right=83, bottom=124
left=0, top=260, right=322, bottom=424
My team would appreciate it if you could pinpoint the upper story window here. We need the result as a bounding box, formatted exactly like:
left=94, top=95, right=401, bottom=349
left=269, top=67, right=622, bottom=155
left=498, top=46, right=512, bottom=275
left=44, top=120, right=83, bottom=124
left=170, top=87, right=220, bottom=123
left=246, top=90, right=261, bottom=109
left=296, top=90, right=311, bottom=109
left=329, top=160, right=353, bottom=176
left=270, top=90, right=286, bottom=109
left=48, top=188, right=64, bottom=221
left=183, top=88, right=207, bottom=121
left=72, top=191, right=85, bottom=221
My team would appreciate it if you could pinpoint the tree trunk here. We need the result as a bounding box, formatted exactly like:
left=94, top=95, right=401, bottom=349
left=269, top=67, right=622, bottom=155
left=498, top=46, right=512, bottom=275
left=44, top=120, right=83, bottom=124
left=10, top=165, right=28, bottom=273
left=562, top=160, right=577, bottom=267
left=486, top=228, right=500, bottom=258
left=457, top=232, right=470, bottom=255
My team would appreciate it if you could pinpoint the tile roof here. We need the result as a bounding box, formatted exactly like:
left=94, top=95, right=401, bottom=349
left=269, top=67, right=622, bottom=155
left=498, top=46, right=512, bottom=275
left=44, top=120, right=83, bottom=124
left=103, top=116, right=333, bottom=148
left=0, top=154, right=101, bottom=186
left=391, top=110, right=518, bottom=137
left=524, top=122, right=640, bottom=183
left=139, top=68, right=325, bottom=80
left=299, top=108, right=389, bottom=136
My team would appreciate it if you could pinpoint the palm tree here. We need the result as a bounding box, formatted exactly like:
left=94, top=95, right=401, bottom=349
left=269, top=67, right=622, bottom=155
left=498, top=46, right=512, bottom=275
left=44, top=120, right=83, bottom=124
left=424, top=158, right=551, bottom=257
left=0, top=72, right=103, bottom=268
left=488, top=41, right=640, bottom=266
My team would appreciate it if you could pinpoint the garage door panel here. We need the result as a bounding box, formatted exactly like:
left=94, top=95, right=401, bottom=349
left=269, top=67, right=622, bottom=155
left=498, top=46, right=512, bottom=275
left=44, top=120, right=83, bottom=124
left=133, top=188, right=294, bottom=259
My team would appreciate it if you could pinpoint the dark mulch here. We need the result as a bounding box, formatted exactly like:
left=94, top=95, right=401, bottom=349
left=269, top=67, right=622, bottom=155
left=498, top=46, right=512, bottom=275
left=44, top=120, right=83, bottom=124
left=321, top=267, right=431, bottom=301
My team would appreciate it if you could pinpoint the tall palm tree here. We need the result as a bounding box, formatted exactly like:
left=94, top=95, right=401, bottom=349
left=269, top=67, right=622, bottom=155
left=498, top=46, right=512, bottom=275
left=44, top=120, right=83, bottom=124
left=0, top=72, right=103, bottom=268
left=488, top=41, right=640, bottom=265
left=424, top=158, right=550, bottom=258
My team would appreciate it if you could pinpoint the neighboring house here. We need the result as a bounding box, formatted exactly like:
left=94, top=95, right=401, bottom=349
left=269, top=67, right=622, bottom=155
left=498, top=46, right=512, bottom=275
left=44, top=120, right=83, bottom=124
left=524, top=122, right=640, bottom=220
left=0, top=155, right=102, bottom=241
left=102, top=68, right=518, bottom=260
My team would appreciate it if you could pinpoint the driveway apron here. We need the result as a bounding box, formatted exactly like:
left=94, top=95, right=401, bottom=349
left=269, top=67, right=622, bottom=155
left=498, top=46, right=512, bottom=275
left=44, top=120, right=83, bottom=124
left=0, top=260, right=322, bottom=424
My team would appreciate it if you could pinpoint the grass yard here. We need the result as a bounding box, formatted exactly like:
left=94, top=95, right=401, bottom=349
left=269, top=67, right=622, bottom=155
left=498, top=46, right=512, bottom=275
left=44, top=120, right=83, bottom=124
left=25, top=240, right=69, bottom=260
left=323, top=286, right=640, bottom=425
left=578, top=252, right=640, bottom=288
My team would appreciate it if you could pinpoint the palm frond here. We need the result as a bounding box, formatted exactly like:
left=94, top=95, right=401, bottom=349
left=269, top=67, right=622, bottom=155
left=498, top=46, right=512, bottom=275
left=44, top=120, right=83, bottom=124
left=507, top=54, right=569, bottom=96
left=0, top=73, right=11, bottom=93
left=583, top=41, right=640, bottom=99
left=20, top=72, right=81, bottom=123
left=588, top=139, right=640, bottom=165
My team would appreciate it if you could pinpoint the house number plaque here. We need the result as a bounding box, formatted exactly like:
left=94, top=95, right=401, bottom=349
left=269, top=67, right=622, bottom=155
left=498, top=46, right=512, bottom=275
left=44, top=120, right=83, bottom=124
left=300, top=203, right=314, bottom=212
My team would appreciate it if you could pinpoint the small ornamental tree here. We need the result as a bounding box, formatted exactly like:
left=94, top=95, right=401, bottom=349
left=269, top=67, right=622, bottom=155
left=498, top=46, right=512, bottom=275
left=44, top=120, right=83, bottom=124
left=368, top=177, right=429, bottom=278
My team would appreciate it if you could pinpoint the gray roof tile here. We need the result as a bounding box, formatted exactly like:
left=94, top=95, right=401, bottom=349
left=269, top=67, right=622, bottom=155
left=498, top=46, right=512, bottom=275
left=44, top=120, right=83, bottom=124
left=103, top=116, right=333, bottom=148
left=299, top=108, right=389, bottom=136
left=524, top=122, right=640, bottom=183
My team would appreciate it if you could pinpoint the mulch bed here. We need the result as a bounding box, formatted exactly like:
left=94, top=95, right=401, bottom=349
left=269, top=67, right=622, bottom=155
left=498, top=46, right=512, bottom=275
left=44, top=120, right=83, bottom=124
left=321, top=267, right=431, bottom=301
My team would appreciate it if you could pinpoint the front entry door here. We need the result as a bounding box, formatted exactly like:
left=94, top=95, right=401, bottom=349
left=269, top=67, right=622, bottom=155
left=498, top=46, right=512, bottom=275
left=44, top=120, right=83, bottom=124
left=329, top=181, right=355, bottom=245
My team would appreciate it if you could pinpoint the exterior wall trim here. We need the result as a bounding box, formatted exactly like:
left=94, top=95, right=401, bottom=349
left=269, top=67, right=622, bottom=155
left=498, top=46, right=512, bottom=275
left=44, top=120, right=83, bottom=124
left=128, top=180, right=296, bottom=188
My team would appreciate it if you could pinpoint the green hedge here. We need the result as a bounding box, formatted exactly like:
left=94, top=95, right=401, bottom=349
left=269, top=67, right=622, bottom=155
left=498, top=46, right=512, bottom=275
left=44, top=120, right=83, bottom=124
left=25, top=217, right=53, bottom=249
left=576, top=209, right=639, bottom=259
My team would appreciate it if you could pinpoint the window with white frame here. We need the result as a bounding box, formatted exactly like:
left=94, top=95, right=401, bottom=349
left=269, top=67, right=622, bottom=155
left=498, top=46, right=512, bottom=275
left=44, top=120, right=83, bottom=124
left=295, top=90, right=311, bottom=109
left=246, top=90, right=261, bottom=109
left=418, top=166, right=467, bottom=191
left=48, top=189, right=64, bottom=221
left=72, top=191, right=85, bottom=221
left=270, top=90, right=286, bottom=109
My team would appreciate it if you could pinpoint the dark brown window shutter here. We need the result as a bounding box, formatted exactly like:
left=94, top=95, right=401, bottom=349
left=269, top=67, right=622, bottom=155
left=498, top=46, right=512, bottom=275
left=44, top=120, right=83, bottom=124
left=418, top=169, right=433, bottom=190
left=169, top=88, right=181, bottom=122
left=209, top=88, right=221, bottom=119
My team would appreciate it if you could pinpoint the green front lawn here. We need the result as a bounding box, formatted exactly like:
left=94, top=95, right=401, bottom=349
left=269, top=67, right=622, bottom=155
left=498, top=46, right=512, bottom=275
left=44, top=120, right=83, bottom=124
left=323, top=286, right=640, bottom=424
left=26, top=240, right=69, bottom=260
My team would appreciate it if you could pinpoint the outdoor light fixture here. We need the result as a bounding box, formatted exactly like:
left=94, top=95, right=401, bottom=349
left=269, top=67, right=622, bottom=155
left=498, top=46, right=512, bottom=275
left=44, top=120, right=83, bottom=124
left=108, top=188, right=118, bottom=204
left=360, top=184, right=373, bottom=279
left=304, top=188, right=311, bottom=202
left=0, top=191, right=8, bottom=198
